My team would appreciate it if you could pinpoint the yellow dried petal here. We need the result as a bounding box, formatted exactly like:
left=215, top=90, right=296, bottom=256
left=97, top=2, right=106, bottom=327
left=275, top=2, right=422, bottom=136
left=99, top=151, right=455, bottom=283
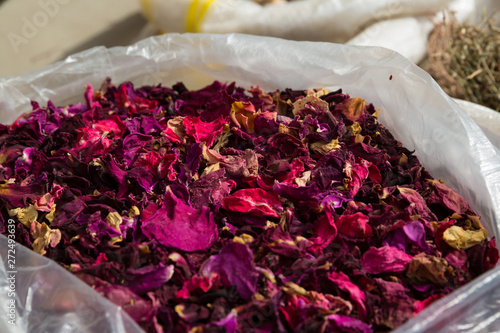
left=240, top=233, right=254, bottom=243
left=230, top=101, right=258, bottom=133
left=407, top=253, right=448, bottom=285
left=139, top=244, right=151, bottom=254
left=254, top=292, right=266, bottom=301
left=212, top=132, right=231, bottom=152
left=468, top=215, right=486, bottom=230
left=278, top=123, right=289, bottom=134
left=294, top=236, right=308, bottom=244
left=188, top=326, right=203, bottom=333
left=68, top=263, right=81, bottom=272
left=310, top=139, right=341, bottom=155
left=443, top=225, right=488, bottom=250
left=232, top=236, right=245, bottom=244
left=8, top=204, right=38, bottom=227
left=312, top=88, right=329, bottom=98
left=200, top=163, right=221, bottom=177
left=174, top=304, right=185, bottom=317
left=106, top=212, right=122, bottom=231
left=340, top=97, right=366, bottom=121
left=265, top=221, right=278, bottom=228
left=318, top=262, right=332, bottom=270
left=292, top=95, right=329, bottom=116
left=283, top=281, right=307, bottom=296
left=129, top=206, right=140, bottom=217
left=201, top=143, right=223, bottom=164
left=106, top=212, right=123, bottom=245
left=165, top=116, right=186, bottom=141
left=347, top=122, right=362, bottom=135
left=269, top=238, right=296, bottom=247
left=354, top=134, right=365, bottom=143
left=110, top=236, right=123, bottom=245
left=89, top=158, right=103, bottom=167
left=294, top=170, right=311, bottom=187
left=255, top=266, right=276, bottom=284
left=398, top=153, right=408, bottom=165
left=31, top=221, right=62, bottom=255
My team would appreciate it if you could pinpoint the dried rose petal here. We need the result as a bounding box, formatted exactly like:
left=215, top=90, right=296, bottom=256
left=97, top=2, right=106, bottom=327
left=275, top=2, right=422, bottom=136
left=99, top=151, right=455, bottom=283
left=361, top=246, right=413, bottom=274
left=336, top=212, right=372, bottom=239
left=200, top=242, right=258, bottom=300
left=221, top=188, right=283, bottom=218
left=141, top=188, right=218, bottom=252
left=1, top=79, right=497, bottom=333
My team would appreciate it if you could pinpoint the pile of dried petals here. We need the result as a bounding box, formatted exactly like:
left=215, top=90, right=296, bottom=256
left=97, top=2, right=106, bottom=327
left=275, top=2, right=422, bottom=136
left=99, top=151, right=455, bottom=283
left=0, top=79, right=498, bottom=332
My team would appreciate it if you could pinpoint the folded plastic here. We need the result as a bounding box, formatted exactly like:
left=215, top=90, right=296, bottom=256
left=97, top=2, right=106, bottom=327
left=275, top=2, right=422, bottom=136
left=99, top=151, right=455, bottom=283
left=0, top=237, right=144, bottom=333
left=1, top=33, right=500, bottom=332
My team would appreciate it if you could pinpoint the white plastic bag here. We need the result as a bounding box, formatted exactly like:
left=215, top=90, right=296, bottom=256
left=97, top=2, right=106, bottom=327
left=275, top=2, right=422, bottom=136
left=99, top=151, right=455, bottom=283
left=1, top=33, right=500, bottom=332
left=454, top=99, right=500, bottom=149
left=0, top=235, right=144, bottom=333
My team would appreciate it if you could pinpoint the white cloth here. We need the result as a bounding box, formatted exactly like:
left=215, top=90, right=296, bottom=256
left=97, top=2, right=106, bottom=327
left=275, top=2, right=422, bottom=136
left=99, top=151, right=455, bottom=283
left=140, top=0, right=486, bottom=63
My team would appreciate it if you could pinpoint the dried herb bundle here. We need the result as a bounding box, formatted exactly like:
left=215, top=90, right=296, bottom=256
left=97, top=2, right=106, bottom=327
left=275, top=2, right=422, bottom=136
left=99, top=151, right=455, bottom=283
left=423, top=15, right=500, bottom=111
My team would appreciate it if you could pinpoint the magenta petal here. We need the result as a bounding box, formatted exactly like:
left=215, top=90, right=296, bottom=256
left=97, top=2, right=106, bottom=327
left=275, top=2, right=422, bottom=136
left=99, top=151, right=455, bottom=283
left=326, top=314, right=372, bottom=333
left=125, top=263, right=174, bottom=295
left=200, top=242, right=258, bottom=300
left=328, top=271, right=367, bottom=319
left=183, top=116, right=226, bottom=147
left=221, top=188, right=282, bottom=218
left=309, top=205, right=337, bottom=254
left=208, top=310, right=237, bottom=333
left=141, top=188, right=218, bottom=252
left=336, top=212, right=372, bottom=238
left=361, top=246, right=413, bottom=274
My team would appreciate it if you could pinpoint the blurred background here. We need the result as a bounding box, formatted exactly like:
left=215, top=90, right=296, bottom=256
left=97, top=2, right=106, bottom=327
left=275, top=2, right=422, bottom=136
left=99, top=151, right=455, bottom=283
left=0, top=0, right=498, bottom=117
left=0, top=0, right=148, bottom=77
left=0, top=0, right=497, bottom=77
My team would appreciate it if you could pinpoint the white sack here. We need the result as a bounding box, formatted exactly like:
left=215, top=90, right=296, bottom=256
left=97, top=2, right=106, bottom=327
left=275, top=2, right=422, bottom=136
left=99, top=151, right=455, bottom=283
left=139, top=0, right=492, bottom=63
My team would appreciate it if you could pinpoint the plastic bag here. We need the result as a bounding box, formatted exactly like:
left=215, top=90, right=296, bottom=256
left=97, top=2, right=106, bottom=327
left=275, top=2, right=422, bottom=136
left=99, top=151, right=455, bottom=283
left=0, top=235, right=144, bottom=333
left=1, top=33, right=500, bottom=332
left=454, top=99, right=500, bottom=149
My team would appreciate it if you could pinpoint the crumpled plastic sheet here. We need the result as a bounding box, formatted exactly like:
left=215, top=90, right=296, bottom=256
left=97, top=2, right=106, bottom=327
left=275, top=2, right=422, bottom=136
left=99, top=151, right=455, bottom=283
left=454, top=99, right=500, bottom=149
left=1, top=33, right=500, bottom=333
left=0, top=236, right=144, bottom=333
